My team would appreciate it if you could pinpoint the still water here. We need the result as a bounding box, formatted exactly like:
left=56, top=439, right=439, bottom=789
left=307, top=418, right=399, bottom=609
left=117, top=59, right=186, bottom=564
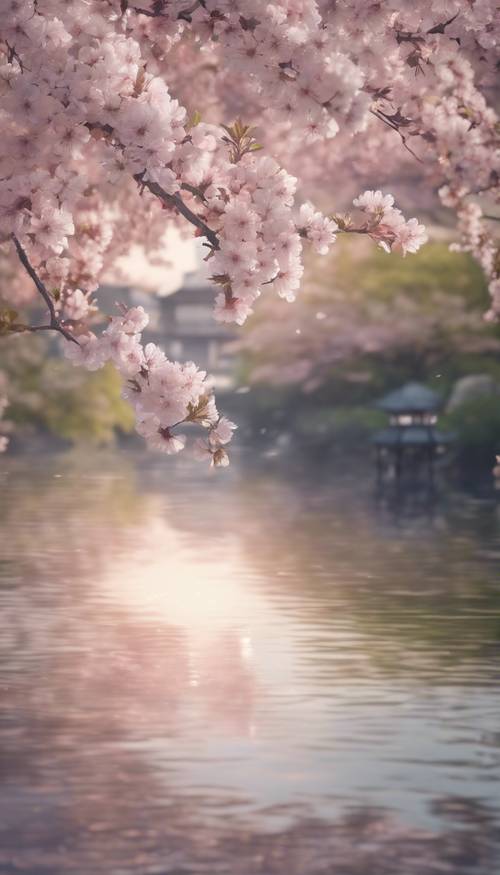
left=1, top=448, right=500, bottom=874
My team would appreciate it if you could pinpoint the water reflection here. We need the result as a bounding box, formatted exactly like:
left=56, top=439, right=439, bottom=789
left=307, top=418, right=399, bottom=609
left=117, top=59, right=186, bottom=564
left=1, top=450, right=500, bottom=874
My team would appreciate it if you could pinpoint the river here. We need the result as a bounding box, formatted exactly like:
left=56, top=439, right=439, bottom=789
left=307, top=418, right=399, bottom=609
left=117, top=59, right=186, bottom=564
left=1, top=447, right=499, bottom=874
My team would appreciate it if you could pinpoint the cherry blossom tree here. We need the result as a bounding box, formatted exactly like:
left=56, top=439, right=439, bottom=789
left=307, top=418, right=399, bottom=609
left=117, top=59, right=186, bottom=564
left=0, top=0, right=497, bottom=459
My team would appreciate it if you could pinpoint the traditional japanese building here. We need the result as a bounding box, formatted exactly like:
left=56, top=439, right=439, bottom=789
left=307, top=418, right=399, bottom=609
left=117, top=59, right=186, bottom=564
left=371, top=381, right=454, bottom=479
left=158, top=267, right=238, bottom=389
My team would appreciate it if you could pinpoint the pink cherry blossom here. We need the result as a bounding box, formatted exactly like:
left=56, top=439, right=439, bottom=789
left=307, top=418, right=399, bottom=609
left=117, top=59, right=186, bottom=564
left=353, top=191, right=395, bottom=213
left=209, top=417, right=238, bottom=446
left=0, top=0, right=497, bottom=463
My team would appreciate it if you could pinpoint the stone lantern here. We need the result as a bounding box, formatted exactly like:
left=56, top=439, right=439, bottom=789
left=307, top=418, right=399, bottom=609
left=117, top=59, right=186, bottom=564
left=371, top=382, right=454, bottom=480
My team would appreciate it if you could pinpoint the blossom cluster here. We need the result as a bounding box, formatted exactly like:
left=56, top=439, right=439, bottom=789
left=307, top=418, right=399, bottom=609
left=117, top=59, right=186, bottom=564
left=0, top=0, right=497, bottom=460
left=208, top=153, right=304, bottom=325
left=204, top=155, right=421, bottom=326
left=63, top=0, right=499, bottom=316
left=127, top=0, right=498, bottom=201
left=449, top=199, right=500, bottom=322
left=351, top=191, right=428, bottom=256
left=157, top=0, right=497, bottom=316
left=64, top=305, right=236, bottom=463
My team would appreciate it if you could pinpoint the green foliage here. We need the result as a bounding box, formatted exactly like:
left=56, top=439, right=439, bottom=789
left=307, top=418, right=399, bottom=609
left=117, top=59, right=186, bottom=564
left=316, top=241, right=496, bottom=393
left=241, top=237, right=500, bottom=460
left=41, top=363, right=135, bottom=444
left=444, top=397, right=500, bottom=463
left=0, top=334, right=134, bottom=445
left=293, top=405, right=386, bottom=447
left=330, top=237, right=490, bottom=310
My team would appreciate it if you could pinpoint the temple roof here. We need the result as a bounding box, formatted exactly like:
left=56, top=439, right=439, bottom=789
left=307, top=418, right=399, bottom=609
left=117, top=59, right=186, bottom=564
left=375, top=382, right=442, bottom=414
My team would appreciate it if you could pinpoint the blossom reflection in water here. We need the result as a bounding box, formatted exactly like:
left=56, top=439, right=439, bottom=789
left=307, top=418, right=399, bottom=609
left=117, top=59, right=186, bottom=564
left=102, top=517, right=264, bottom=737
left=1, top=451, right=500, bottom=875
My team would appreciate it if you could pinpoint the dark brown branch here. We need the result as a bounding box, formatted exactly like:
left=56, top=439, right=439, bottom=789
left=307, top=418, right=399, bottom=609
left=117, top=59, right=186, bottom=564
left=126, top=1, right=205, bottom=21
left=12, top=234, right=57, bottom=321
left=4, top=41, right=24, bottom=72
left=180, top=181, right=207, bottom=201
left=85, top=120, right=218, bottom=247
left=427, top=13, right=460, bottom=35
left=370, top=108, right=425, bottom=164
left=126, top=4, right=160, bottom=16
left=395, top=13, right=460, bottom=43
left=11, top=234, right=79, bottom=344
left=136, top=176, right=220, bottom=249
left=26, top=324, right=69, bottom=334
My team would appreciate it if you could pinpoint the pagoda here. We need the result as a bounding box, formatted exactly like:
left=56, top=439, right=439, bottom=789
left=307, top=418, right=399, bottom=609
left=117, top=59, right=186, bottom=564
left=371, top=382, right=454, bottom=480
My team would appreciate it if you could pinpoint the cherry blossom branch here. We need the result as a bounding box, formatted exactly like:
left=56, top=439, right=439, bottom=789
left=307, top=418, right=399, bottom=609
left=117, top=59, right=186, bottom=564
left=180, top=181, right=207, bottom=201
left=135, top=175, right=220, bottom=250
left=123, top=1, right=205, bottom=21
left=427, top=13, right=460, bottom=35
left=369, top=109, right=424, bottom=164
left=10, top=234, right=79, bottom=344
left=85, top=120, right=219, bottom=249
left=4, top=41, right=24, bottom=72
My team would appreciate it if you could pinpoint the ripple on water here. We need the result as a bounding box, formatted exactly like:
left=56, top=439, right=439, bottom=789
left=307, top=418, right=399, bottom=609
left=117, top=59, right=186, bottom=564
left=0, top=450, right=500, bottom=874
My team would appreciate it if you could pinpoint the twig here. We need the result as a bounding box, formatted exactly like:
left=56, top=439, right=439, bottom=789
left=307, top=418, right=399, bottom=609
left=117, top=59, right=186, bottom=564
left=125, top=1, right=205, bottom=21
left=26, top=324, right=72, bottom=334
left=126, top=4, right=161, bottom=16
left=10, top=234, right=79, bottom=344
left=136, top=176, right=220, bottom=249
left=5, top=41, right=24, bottom=72
left=370, top=108, right=425, bottom=164
left=86, top=120, right=219, bottom=248
left=427, top=13, right=460, bottom=35
left=181, top=181, right=207, bottom=201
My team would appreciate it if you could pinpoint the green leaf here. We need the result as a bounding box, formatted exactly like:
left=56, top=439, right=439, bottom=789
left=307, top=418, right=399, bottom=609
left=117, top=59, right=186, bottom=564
left=187, top=110, right=202, bottom=129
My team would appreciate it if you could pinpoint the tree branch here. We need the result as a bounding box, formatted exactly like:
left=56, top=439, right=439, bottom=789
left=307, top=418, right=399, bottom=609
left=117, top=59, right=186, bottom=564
left=181, top=181, right=207, bottom=201
left=427, top=13, right=460, bottom=35
left=370, top=108, right=425, bottom=164
left=86, top=120, right=219, bottom=249
left=125, top=1, right=205, bottom=21
left=136, top=176, right=220, bottom=249
left=11, top=234, right=79, bottom=344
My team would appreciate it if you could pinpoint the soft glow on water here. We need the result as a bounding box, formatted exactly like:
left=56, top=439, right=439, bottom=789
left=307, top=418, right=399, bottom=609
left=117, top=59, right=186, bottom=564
left=1, top=451, right=500, bottom=874
left=104, top=519, right=264, bottom=629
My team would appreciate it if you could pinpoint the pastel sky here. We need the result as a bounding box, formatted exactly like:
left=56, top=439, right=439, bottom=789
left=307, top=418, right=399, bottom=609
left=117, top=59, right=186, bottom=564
left=107, top=228, right=202, bottom=296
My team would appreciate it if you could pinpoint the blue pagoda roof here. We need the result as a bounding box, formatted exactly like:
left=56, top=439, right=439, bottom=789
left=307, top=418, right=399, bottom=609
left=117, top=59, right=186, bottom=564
left=375, top=382, right=442, bottom=414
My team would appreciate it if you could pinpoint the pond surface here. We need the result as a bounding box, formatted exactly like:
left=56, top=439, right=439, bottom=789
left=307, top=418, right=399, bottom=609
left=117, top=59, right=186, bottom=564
left=1, top=448, right=500, bottom=874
